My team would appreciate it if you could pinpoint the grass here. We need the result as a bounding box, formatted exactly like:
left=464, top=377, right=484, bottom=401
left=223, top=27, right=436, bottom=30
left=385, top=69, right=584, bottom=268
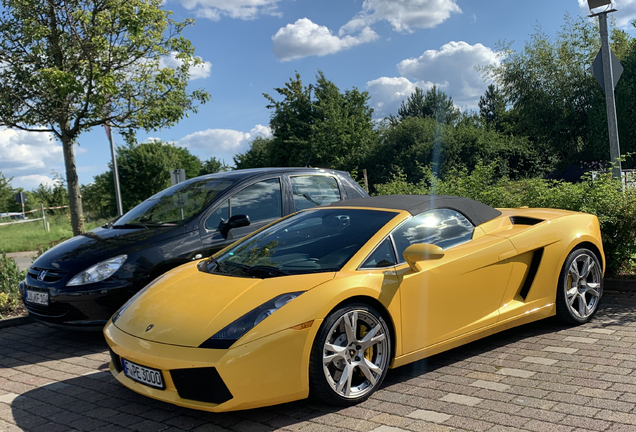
left=0, top=213, right=109, bottom=253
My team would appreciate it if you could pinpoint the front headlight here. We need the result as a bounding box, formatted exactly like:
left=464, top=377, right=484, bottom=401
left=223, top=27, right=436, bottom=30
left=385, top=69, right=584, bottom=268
left=199, top=291, right=304, bottom=349
left=67, top=255, right=127, bottom=286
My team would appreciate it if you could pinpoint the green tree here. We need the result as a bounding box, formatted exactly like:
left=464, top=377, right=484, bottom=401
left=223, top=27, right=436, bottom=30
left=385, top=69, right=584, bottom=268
left=199, top=157, right=230, bottom=176
left=478, top=84, right=508, bottom=132
left=391, top=86, right=460, bottom=125
left=0, top=0, right=210, bottom=236
left=485, top=15, right=601, bottom=166
left=257, top=71, right=377, bottom=172
left=93, top=140, right=202, bottom=212
left=30, top=171, right=69, bottom=212
left=0, top=173, right=16, bottom=214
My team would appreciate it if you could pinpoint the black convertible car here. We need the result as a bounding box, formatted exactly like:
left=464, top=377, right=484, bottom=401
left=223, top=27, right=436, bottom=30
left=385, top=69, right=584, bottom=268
left=20, top=167, right=367, bottom=329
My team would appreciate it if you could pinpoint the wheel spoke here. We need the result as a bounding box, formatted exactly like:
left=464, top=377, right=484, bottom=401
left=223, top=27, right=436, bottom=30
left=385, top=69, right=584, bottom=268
left=358, top=362, right=377, bottom=386
left=364, top=357, right=383, bottom=375
left=580, top=256, right=592, bottom=278
left=344, top=312, right=358, bottom=344
left=360, top=324, right=385, bottom=349
left=567, top=287, right=578, bottom=305
left=569, top=262, right=580, bottom=280
left=577, top=293, right=587, bottom=317
left=336, top=363, right=353, bottom=396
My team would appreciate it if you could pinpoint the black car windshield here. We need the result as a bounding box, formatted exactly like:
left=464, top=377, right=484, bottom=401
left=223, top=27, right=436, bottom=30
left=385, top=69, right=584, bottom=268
left=114, top=178, right=234, bottom=227
left=201, top=208, right=398, bottom=277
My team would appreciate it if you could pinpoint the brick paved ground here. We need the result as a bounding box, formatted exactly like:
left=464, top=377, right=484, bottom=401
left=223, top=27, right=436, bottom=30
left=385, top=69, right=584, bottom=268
left=2, top=291, right=636, bottom=432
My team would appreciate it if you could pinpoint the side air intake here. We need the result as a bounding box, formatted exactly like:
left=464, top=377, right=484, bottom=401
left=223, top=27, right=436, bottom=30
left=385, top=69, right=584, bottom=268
left=519, top=248, right=544, bottom=300
left=510, top=216, right=543, bottom=226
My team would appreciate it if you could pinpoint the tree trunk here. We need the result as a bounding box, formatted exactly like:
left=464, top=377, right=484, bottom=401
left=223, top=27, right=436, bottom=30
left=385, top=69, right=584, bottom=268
left=61, top=134, right=84, bottom=235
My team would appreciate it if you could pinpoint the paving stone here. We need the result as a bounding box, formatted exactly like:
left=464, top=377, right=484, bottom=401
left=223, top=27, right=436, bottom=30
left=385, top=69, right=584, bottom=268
left=496, top=368, right=536, bottom=378
left=406, top=409, right=451, bottom=423
left=520, top=356, right=559, bottom=366
left=565, top=336, right=599, bottom=344
left=469, top=380, right=510, bottom=392
left=439, top=393, right=483, bottom=407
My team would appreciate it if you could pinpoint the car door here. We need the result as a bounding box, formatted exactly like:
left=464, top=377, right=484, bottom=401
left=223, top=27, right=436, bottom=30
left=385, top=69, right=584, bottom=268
left=395, top=209, right=516, bottom=353
left=199, top=177, right=284, bottom=256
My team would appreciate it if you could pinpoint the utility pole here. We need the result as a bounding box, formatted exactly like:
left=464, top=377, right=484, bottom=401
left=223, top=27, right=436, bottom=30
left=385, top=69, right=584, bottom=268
left=105, top=124, right=124, bottom=216
left=588, top=0, right=623, bottom=181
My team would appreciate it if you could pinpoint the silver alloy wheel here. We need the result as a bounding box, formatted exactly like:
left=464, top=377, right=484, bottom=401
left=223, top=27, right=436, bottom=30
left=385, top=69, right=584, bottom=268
left=566, top=253, right=602, bottom=319
left=322, top=310, right=389, bottom=399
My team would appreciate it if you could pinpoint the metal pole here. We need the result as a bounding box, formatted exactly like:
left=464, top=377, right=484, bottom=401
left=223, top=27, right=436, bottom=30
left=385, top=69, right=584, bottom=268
left=41, top=203, right=46, bottom=231
left=598, top=12, right=622, bottom=180
left=108, top=126, right=124, bottom=216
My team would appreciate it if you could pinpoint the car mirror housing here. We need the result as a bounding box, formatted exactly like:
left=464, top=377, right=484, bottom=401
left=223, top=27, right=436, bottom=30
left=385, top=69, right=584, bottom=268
left=219, top=214, right=251, bottom=238
left=403, top=243, right=445, bottom=272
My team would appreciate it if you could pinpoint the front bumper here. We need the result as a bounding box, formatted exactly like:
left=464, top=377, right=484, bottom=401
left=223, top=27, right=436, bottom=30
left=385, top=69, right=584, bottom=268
left=104, top=319, right=321, bottom=412
left=20, top=280, right=133, bottom=329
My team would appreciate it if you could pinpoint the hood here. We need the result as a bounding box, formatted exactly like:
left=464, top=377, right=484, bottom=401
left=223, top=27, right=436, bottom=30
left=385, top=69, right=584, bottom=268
left=113, top=262, right=335, bottom=347
left=32, top=225, right=185, bottom=272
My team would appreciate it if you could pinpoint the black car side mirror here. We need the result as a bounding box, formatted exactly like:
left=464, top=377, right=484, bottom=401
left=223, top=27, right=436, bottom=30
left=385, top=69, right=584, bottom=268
left=219, top=214, right=250, bottom=238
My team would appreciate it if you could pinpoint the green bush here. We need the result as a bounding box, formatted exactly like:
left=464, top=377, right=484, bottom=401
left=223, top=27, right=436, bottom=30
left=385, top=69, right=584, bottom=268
left=0, top=251, right=26, bottom=317
left=375, top=162, right=636, bottom=277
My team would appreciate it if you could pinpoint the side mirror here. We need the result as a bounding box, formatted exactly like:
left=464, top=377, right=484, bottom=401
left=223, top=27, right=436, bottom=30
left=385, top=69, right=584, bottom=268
left=219, top=214, right=250, bottom=238
left=403, top=243, right=445, bottom=272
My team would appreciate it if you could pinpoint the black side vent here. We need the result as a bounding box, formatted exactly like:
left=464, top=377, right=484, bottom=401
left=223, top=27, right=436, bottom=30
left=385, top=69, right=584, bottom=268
left=519, top=248, right=544, bottom=300
left=108, top=348, right=123, bottom=373
left=170, top=367, right=233, bottom=405
left=510, top=216, right=543, bottom=226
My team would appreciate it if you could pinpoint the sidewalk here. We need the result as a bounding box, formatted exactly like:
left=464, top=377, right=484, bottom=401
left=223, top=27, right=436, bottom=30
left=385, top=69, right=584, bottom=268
left=5, top=251, right=37, bottom=272
left=1, top=291, right=636, bottom=431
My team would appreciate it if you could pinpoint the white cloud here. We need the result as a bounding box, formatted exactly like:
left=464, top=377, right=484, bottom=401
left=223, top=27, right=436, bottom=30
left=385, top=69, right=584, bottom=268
left=13, top=175, right=56, bottom=190
left=180, top=0, right=281, bottom=20
left=0, top=128, right=64, bottom=188
left=397, top=41, right=500, bottom=107
left=177, top=124, right=272, bottom=163
left=272, top=18, right=379, bottom=62
left=366, top=41, right=499, bottom=117
left=341, top=0, right=461, bottom=34
left=159, top=52, right=212, bottom=80
left=366, top=77, right=435, bottom=118
left=578, top=0, right=636, bottom=29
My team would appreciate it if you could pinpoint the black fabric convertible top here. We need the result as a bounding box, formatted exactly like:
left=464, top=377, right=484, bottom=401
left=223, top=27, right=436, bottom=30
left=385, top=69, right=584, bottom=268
left=328, top=195, right=502, bottom=227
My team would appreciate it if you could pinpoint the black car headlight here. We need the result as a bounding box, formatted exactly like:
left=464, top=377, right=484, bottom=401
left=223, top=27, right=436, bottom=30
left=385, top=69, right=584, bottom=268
left=199, top=291, right=304, bottom=349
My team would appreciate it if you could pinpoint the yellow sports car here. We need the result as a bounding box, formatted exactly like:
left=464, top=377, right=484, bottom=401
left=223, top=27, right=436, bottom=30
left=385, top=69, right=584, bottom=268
left=104, top=195, right=604, bottom=412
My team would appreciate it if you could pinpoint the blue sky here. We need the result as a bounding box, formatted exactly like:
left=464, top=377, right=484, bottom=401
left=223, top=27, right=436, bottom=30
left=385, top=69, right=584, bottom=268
left=2, top=0, right=636, bottom=191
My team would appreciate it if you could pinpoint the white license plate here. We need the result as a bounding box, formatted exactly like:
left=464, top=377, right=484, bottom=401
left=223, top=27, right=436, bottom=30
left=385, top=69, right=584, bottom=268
left=122, top=359, right=164, bottom=389
left=26, top=290, right=49, bottom=306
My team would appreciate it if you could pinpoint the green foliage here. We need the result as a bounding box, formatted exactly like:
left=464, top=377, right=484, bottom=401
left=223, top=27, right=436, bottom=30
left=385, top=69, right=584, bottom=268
left=240, top=71, right=376, bottom=173
left=478, top=84, right=508, bottom=133
left=375, top=162, right=636, bottom=276
left=0, top=251, right=25, bottom=316
left=30, top=171, right=69, bottom=213
left=485, top=14, right=602, bottom=166
left=0, top=0, right=210, bottom=235
left=391, top=86, right=460, bottom=125
left=199, top=157, right=230, bottom=176
left=366, top=116, right=551, bottom=189
left=92, top=140, right=203, bottom=213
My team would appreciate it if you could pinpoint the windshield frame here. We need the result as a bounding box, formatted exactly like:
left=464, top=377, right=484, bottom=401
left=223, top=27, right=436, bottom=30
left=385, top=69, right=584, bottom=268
left=199, top=207, right=400, bottom=278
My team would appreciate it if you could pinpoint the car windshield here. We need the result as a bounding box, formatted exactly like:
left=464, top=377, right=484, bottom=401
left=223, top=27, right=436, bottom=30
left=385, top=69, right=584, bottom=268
left=114, top=178, right=234, bottom=227
left=200, top=208, right=398, bottom=278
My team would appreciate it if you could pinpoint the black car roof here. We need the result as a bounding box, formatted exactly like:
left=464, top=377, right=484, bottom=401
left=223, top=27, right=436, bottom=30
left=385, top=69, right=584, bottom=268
left=327, top=195, right=502, bottom=226
left=197, top=167, right=348, bottom=181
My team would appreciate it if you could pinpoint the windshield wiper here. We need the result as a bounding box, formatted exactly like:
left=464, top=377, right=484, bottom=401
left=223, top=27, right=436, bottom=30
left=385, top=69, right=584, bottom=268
left=112, top=223, right=148, bottom=229
left=246, top=265, right=289, bottom=278
left=207, top=256, right=227, bottom=274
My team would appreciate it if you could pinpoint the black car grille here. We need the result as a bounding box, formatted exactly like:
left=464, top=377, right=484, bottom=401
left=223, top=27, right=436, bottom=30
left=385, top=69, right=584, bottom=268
left=27, top=267, right=68, bottom=283
left=24, top=301, right=69, bottom=318
left=170, top=367, right=233, bottom=404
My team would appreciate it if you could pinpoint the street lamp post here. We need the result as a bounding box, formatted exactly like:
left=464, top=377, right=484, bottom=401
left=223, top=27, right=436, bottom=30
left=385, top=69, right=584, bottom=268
left=588, top=0, right=622, bottom=181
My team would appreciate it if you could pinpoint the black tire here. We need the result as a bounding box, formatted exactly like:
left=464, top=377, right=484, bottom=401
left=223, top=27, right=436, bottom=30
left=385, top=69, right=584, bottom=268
left=556, top=247, right=603, bottom=325
left=309, top=302, right=391, bottom=406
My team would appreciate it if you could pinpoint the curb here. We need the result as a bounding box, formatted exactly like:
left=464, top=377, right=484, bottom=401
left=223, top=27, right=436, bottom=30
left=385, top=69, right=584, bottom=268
left=0, top=315, right=33, bottom=329
left=604, top=278, right=636, bottom=292
left=5, top=251, right=38, bottom=259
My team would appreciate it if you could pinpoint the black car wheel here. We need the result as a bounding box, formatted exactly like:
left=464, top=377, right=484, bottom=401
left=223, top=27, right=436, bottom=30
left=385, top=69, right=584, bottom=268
left=556, top=248, right=603, bottom=325
left=309, top=303, right=391, bottom=406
